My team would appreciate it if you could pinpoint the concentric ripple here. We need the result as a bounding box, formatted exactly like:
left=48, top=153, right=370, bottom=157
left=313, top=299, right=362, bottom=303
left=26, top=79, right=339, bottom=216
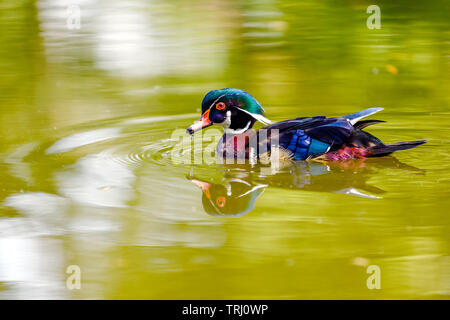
left=105, top=135, right=194, bottom=169
left=40, top=113, right=212, bottom=172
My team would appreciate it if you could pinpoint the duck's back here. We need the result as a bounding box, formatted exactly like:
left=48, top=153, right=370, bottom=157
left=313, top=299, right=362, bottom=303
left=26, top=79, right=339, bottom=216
left=217, top=109, right=425, bottom=162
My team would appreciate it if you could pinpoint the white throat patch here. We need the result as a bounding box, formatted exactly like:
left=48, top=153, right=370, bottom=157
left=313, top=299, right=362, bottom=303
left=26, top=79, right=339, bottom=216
left=224, top=120, right=252, bottom=135
left=220, top=109, right=271, bottom=135
left=219, top=110, right=232, bottom=130
left=220, top=110, right=253, bottom=135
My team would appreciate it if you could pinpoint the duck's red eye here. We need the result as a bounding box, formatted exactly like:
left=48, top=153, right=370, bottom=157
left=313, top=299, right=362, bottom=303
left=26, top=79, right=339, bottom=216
left=216, top=102, right=226, bottom=110
left=216, top=196, right=226, bottom=207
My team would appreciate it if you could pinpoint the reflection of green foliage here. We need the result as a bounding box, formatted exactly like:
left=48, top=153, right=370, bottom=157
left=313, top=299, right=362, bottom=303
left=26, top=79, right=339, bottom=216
left=0, top=1, right=41, bottom=92
left=0, top=1, right=46, bottom=147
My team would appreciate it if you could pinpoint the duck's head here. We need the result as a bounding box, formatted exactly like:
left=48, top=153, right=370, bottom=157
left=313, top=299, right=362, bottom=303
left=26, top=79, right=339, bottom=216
left=189, top=177, right=266, bottom=217
left=186, top=88, right=271, bottom=135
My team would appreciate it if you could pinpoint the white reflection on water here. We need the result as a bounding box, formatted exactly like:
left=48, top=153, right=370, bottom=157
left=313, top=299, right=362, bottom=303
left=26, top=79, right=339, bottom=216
left=0, top=237, right=68, bottom=299
left=37, top=0, right=97, bottom=61
left=92, top=0, right=231, bottom=77
left=93, top=1, right=162, bottom=78
left=56, top=152, right=135, bottom=207
left=46, top=127, right=122, bottom=154
left=242, top=1, right=287, bottom=47
left=38, top=0, right=230, bottom=78
left=4, top=142, right=40, bottom=184
left=3, top=192, right=70, bottom=236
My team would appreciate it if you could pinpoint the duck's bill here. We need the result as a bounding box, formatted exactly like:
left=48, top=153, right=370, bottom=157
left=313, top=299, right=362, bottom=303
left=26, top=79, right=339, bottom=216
left=190, top=179, right=211, bottom=199
left=186, top=109, right=212, bottom=135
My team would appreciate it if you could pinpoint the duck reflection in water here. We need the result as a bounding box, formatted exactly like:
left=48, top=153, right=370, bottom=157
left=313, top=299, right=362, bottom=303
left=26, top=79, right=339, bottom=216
left=189, top=157, right=423, bottom=217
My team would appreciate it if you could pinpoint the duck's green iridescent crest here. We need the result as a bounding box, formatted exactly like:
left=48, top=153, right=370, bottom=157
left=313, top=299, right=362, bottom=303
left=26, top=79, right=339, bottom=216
left=201, top=88, right=266, bottom=116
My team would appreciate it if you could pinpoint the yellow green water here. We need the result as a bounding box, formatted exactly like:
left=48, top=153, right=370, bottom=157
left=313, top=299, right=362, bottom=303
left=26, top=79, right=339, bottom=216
left=0, top=0, right=449, bottom=299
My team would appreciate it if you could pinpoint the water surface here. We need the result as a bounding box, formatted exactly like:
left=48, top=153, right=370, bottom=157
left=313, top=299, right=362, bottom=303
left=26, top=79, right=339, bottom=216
left=0, top=0, right=449, bottom=299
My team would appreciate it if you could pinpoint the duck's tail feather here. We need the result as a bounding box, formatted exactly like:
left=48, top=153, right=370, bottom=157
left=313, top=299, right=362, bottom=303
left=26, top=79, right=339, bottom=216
left=344, top=107, right=384, bottom=125
left=354, top=119, right=385, bottom=129
left=368, top=140, right=426, bottom=157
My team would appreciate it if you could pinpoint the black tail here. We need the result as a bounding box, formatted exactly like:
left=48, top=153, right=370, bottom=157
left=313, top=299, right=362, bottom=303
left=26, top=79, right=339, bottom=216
left=354, top=119, right=386, bottom=129
left=369, top=140, right=426, bottom=157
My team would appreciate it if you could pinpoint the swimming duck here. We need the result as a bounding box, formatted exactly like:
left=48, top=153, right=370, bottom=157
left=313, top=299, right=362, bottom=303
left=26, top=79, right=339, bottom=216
left=186, top=88, right=425, bottom=162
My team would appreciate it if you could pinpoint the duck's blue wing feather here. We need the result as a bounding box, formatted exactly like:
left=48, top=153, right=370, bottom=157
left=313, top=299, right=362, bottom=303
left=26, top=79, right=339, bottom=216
left=262, top=117, right=355, bottom=160
left=279, top=129, right=332, bottom=160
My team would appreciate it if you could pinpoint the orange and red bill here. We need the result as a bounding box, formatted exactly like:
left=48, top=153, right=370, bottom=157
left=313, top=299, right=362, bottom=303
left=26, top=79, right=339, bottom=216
left=190, top=179, right=211, bottom=199
left=186, top=109, right=212, bottom=135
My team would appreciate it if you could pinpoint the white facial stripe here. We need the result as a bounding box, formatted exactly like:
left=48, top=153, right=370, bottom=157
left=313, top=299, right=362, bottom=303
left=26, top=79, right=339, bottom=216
left=206, top=93, right=271, bottom=131
left=224, top=121, right=251, bottom=135
left=252, top=113, right=272, bottom=125
left=228, top=92, right=266, bottom=112
left=237, top=184, right=268, bottom=198
left=207, top=93, right=267, bottom=116
left=237, top=107, right=272, bottom=125
left=229, top=178, right=252, bottom=186
left=207, top=94, right=226, bottom=111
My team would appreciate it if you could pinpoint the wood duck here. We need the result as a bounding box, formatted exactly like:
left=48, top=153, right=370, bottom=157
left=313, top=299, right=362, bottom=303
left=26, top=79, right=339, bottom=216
left=186, top=88, right=425, bottom=162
